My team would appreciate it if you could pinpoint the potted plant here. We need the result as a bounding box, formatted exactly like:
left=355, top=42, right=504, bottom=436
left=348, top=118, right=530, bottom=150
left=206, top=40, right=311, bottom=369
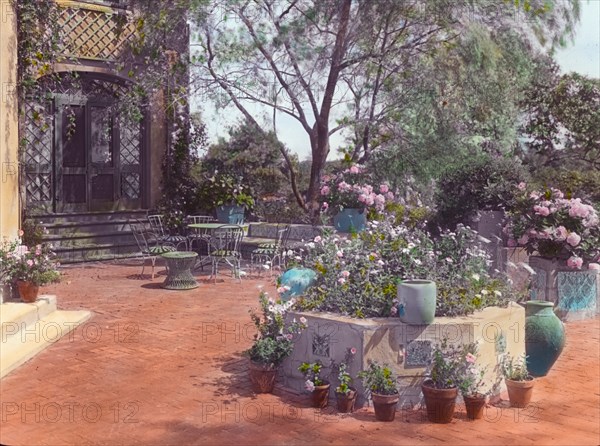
left=501, top=354, right=535, bottom=408
left=334, top=347, right=358, bottom=413
left=358, top=361, right=399, bottom=421
left=298, top=361, right=330, bottom=408
left=457, top=345, right=488, bottom=420
left=319, top=165, right=392, bottom=233
left=200, top=173, right=255, bottom=224
left=421, top=340, right=461, bottom=424
left=9, top=242, right=60, bottom=303
left=244, top=292, right=306, bottom=393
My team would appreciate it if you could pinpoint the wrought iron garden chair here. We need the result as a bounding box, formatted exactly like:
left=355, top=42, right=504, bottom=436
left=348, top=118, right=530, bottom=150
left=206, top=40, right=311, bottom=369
left=251, top=224, right=291, bottom=275
left=147, top=214, right=188, bottom=250
left=130, top=221, right=176, bottom=280
left=207, top=224, right=245, bottom=283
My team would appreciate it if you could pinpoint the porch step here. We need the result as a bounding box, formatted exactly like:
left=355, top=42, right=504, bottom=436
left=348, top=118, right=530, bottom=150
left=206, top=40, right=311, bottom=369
left=1, top=296, right=57, bottom=341
left=25, top=211, right=147, bottom=264
left=0, top=296, right=92, bottom=378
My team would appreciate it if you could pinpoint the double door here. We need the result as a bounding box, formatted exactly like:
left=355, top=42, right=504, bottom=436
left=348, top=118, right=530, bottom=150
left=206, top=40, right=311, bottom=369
left=54, top=95, right=142, bottom=212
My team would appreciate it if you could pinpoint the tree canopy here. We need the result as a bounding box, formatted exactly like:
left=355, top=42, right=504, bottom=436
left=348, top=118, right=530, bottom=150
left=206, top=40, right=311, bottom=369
left=189, top=0, right=580, bottom=216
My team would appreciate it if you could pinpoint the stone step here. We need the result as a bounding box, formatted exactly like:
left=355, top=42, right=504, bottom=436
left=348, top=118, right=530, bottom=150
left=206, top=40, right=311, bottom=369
left=56, top=244, right=140, bottom=264
left=24, top=211, right=146, bottom=264
left=0, top=301, right=92, bottom=378
left=0, top=296, right=58, bottom=342
left=28, top=210, right=147, bottom=225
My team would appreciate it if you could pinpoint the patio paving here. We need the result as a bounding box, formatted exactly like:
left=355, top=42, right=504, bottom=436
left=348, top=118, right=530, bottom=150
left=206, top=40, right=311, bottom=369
left=0, top=261, right=599, bottom=445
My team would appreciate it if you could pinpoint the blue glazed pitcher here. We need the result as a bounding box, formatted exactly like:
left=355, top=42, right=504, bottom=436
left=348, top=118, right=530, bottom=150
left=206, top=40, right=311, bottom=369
left=333, top=208, right=367, bottom=233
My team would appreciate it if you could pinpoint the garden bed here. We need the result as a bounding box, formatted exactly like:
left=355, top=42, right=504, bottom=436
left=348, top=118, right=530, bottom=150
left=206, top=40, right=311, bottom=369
left=282, top=303, right=525, bottom=407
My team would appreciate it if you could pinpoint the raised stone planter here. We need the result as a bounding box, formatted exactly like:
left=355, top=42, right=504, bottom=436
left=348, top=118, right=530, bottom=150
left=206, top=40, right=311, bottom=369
left=529, top=256, right=599, bottom=321
left=282, top=303, right=525, bottom=408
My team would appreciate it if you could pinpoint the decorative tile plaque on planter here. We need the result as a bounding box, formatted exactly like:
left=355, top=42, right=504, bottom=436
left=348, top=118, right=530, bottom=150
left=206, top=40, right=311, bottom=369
left=529, top=256, right=599, bottom=320
left=405, top=340, right=432, bottom=367
left=312, top=333, right=330, bottom=357
left=557, top=271, right=597, bottom=313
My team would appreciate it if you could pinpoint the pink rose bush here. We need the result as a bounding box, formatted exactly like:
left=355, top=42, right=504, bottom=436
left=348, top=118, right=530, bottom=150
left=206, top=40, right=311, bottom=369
left=505, top=184, right=600, bottom=269
left=0, top=234, right=60, bottom=286
left=319, top=164, right=392, bottom=213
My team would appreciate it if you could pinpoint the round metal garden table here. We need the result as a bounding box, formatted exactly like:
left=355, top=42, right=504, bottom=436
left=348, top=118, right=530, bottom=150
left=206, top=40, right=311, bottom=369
left=160, top=251, right=199, bottom=290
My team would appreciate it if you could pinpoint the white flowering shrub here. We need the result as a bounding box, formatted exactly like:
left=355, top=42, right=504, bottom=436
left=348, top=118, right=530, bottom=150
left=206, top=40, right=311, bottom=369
left=297, top=218, right=517, bottom=318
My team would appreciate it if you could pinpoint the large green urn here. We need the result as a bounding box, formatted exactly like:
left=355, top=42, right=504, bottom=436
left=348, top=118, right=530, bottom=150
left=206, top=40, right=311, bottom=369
left=525, top=300, right=566, bottom=377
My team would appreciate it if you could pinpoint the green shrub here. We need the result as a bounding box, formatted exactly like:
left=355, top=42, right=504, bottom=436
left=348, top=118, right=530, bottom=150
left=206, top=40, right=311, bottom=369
left=434, top=155, right=529, bottom=229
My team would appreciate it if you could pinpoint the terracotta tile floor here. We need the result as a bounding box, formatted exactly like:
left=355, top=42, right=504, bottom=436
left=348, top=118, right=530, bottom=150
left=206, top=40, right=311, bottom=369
left=1, top=261, right=599, bottom=445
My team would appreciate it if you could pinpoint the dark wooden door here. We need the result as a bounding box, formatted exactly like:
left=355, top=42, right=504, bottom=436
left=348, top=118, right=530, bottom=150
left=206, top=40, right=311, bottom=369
left=55, top=97, right=88, bottom=213
left=88, top=102, right=119, bottom=211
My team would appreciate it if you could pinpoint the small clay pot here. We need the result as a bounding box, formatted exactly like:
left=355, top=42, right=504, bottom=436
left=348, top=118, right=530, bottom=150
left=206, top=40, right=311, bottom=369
left=505, top=377, right=535, bottom=408
left=336, top=388, right=357, bottom=413
left=312, top=382, right=330, bottom=408
left=421, top=381, right=458, bottom=423
left=371, top=392, right=399, bottom=421
left=16, top=280, right=39, bottom=303
left=248, top=361, right=278, bottom=394
left=464, top=394, right=487, bottom=420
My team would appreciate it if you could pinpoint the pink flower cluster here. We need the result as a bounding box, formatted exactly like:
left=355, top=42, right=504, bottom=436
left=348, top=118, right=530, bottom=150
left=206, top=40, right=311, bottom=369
left=507, top=184, right=600, bottom=269
left=319, top=165, right=394, bottom=212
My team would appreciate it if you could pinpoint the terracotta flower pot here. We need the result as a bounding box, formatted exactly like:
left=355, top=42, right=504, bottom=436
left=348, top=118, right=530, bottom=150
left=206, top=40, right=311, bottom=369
left=505, top=378, right=535, bottom=408
left=16, top=280, right=39, bottom=303
left=371, top=393, right=399, bottom=421
left=248, top=361, right=278, bottom=394
left=464, top=394, right=487, bottom=420
left=311, top=382, right=330, bottom=408
left=421, top=382, right=458, bottom=423
left=336, top=388, right=357, bottom=413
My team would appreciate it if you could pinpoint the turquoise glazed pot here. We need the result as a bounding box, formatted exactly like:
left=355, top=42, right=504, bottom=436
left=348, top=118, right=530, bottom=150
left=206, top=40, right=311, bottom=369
left=397, top=280, right=436, bottom=325
left=216, top=205, right=245, bottom=224
left=525, top=300, right=565, bottom=377
left=278, top=268, right=317, bottom=302
left=333, top=208, right=367, bottom=233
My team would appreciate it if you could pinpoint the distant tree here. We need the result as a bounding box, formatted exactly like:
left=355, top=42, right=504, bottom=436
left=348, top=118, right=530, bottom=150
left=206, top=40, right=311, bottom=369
left=521, top=71, right=600, bottom=170
left=366, top=26, right=542, bottom=186
left=200, top=120, right=292, bottom=197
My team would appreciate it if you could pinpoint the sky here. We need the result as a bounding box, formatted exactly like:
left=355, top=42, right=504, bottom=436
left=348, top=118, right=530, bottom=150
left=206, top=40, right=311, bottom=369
left=554, top=0, right=600, bottom=78
left=195, top=0, right=600, bottom=161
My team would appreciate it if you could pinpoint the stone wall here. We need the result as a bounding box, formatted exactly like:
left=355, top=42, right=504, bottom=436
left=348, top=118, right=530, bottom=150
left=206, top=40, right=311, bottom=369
left=282, top=304, right=525, bottom=408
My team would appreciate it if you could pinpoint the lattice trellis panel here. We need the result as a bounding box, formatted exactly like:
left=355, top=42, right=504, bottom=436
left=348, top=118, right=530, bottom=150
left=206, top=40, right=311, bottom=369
left=25, top=173, right=52, bottom=203
left=57, top=4, right=136, bottom=60
left=119, top=113, right=141, bottom=165
left=121, top=173, right=140, bottom=199
left=23, top=101, right=53, bottom=166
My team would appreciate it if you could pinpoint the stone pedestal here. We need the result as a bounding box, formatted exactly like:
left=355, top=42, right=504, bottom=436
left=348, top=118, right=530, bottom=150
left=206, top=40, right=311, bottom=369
left=0, top=283, right=17, bottom=304
left=282, top=303, right=525, bottom=408
left=469, top=210, right=506, bottom=275
left=529, top=256, right=599, bottom=321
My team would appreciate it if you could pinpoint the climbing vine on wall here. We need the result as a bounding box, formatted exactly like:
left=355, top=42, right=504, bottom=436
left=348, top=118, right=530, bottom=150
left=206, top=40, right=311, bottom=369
left=13, top=0, right=62, bottom=99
